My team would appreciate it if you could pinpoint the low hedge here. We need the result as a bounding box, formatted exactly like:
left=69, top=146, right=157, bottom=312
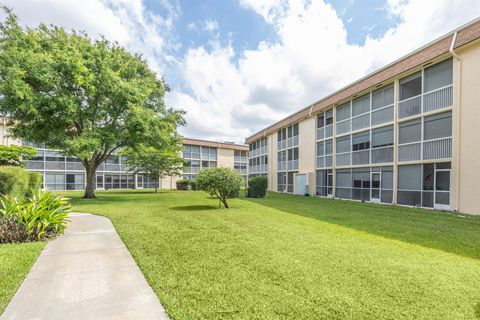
left=176, top=180, right=198, bottom=191
left=247, top=176, right=268, bottom=198
left=0, top=166, right=30, bottom=200
left=176, top=180, right=190, bottom=190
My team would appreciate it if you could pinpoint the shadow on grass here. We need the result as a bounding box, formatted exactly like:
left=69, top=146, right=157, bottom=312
left=170, top=205, right=218, bottom=211
left=243, top=192, right=480, bottom=260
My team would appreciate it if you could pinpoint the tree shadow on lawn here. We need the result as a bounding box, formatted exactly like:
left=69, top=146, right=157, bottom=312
left=243, top=193, right=480, bottom=260
left=170, top=205, right=219, bottom=211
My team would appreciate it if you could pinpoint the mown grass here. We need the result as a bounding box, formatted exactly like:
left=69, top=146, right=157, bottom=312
left=0, top=242, right=45, bottom=314
left=65, top=190, right=480, bottom=319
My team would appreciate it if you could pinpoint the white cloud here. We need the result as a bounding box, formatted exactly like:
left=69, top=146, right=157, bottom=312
left=2, top=0, right=480, bottom=143
left=171, top=0, right=480, bottom=143
left=203, top=19, right=219, bottom=32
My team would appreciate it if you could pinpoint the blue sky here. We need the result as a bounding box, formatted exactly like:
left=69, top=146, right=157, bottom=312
left=2, top=0, right=480, bottom=142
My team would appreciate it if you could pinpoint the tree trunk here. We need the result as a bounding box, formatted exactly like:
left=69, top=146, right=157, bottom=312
left=83, top=165, right=97, bottom=199
left=221, top=195, right=229, bottom=209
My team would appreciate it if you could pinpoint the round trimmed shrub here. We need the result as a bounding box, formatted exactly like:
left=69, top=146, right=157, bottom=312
left=247, top=176, right=268, bottom=198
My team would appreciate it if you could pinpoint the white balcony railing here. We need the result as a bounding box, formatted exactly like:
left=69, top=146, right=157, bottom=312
left=287, top=160, right=299, bottom=170
left=371, top=146, right=393, bottom=163
left=351, top=113, right=370, bottom=132
left=398, top=95, right=421, bottom=119
left=316, top=127, right=324, bottom=140
left=277, top=140, right=287, bottom=150
left=371, top=105, right=394, bottom=126
left=287, top=136, right=299, bottom=148
left=351, top=149, right=369, bottom=165
left=336, top=153, right=351, bottom=166
left=398, top=137, right=452, bottom=162
left=423, top=85, right=453, bottom=113
left=398, top=142, right=421, bottom=162
left=423, top=137, right=452, bottom=160
left=324, top=125, right=333, bottom=138
left=336, top=120, right=350, bottom=135
left=278, top=161, right=286, bottom=171
left=399, top=84, right=452, bottom=119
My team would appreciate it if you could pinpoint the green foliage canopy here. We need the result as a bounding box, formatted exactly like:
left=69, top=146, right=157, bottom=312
left=0, top=9, right=185, bottom=198
left=195, top=167, right=243, bottom=209
left=0, top=145, right=36, bottom=167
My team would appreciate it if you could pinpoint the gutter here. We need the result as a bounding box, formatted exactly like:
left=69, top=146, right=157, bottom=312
left=450, top=31, right=462, bottom=212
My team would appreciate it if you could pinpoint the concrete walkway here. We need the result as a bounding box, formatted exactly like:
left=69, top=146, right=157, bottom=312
left=0, top=213, right=170, bottom=320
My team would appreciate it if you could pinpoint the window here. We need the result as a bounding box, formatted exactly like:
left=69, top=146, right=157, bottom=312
left=398, top=165, right=422, bottom=190
left=352, top=131, right=370, bottom=151
left=352, top=94, right=370, bottom=116
left=399, top=118, right=421, bottom=144
left=424, top=111, right=452, bottom=140
left=336, top=102, right=351, bottom=122
left=372, top=84, right=394, bottom=109
left=317, top=142, right=324, bottom=156
left=336, top=136, right=351, bottom=154
left=277, top=172, right=286, bottom=192
left=424, top=58, right=452, bottom=92
left=400, top=71, right=422, bottom=100
left=325, top=140, right=333, bottom=155
left=293, top=123, right=299, bottom=136
left=325, top=110, right=333, bottom=125
left=317, top=114, right=325, bottom=128
left=372, top=125, right=393, bottom=148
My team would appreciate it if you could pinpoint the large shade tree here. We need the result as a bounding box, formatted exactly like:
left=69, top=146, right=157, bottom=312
left=0, top=9, right=185, bottom=198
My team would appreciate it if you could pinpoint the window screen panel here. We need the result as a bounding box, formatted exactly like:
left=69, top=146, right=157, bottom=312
left=399, top=119, right=421, bottom=144
left=352, top=94, right=370, bottom=116
left=325, top=139, right=333, bottom=155
left=317, top=142, right=324, bottom=156
left=400, top=72, right=422, bottom=100
left=336, top=169, right=352, bottom=188
left=336, top=136, right=351, bottom=154
left=372, top=84, right=394, bottom=110
left=424, top=58, right=452, bottom=92
left=424, top=111, right=452, bottom=140
left=336, top=102, right=351, bottom=122
left=398, top=165, right=422, bottom=190
left=325, top=110, right=334, bottom=125
left=317, top=114, right=325, bottom=128
left=372, top=125, right=393, bottom=148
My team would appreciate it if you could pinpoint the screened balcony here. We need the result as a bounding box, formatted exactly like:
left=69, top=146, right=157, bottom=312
left=398, top=111, right=452, bottom=162
left=398, top=58, right=453, bottom=119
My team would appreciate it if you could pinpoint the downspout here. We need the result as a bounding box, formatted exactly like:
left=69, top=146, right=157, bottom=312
left=450, top=31, right=462, bottom=212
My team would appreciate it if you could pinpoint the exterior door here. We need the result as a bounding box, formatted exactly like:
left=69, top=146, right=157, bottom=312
left=295, top=174, right=307, bottom=195
left=327, top=172, right=333, bottom=196
left=434, top=169, right=450, bottom=210
left=371, top=172, right=381, bottom=202
left=136, top=175, right=144, bottom=189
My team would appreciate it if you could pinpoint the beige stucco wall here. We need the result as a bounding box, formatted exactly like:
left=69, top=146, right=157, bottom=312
left=298, top=117, right=316, bottom=194
left=268, top=133, right=277, bottom=191
left=454, top=40, right=480, bottom=215
left=217, top=148, right=234, bottom=168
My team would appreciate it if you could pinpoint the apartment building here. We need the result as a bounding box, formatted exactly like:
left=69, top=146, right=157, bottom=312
left=0, top=121, right=249, bottom=190
left=177, top=138, right=249, bottom=186
left=246, top=18, right=480, bottom=215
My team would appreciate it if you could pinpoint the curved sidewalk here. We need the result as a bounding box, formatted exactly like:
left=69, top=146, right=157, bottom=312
left=0, top=213, right=170, bottom=320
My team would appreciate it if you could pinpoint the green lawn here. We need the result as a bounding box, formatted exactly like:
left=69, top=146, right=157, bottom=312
left=0, top=242, right=45, bottom=313
left=63, top=190, right=480, bottom=320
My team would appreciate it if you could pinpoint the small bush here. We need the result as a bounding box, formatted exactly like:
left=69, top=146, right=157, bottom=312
left=247, top=176, right=268, bottom=198
left=0, top=191, right=71, bottom=243
left=0, top=166, right=30, bottom=200
left=26, top=172, right=42, bottom=197
left=176, top=180, right=190, bottom=190
left=196, top=168, right=243, bottom=208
